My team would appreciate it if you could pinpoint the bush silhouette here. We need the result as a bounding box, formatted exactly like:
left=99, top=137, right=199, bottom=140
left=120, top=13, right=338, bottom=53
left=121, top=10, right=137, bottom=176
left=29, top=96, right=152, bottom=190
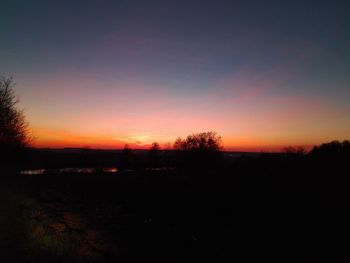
left=173, top=132, right=223, bottom=169
left=310, top=140, right=350, bottom=162
left=148, top=142, right=161, bottom=168
left=283, top=146, right=307, bottom=155
left=120, top=144, right=133, bottom=170
left=174, top=132, right=222, bottom=152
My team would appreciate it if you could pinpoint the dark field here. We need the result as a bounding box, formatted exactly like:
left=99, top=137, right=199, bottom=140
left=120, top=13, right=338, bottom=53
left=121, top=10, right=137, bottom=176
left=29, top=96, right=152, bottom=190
left=1, top=147, right=350, bottom=262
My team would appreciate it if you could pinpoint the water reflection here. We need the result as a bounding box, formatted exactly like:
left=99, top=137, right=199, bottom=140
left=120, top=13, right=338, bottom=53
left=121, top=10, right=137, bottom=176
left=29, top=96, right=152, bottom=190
left=20, top=167, right=118, bottom=175
left=102, top=168, right=118, bottom=173
left=21, top=169, right=46, bottom=175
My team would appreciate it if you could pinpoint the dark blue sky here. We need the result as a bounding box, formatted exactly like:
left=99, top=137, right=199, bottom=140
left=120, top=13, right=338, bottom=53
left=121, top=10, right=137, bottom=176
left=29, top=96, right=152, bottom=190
left=1, top=0, right=350, bottom=149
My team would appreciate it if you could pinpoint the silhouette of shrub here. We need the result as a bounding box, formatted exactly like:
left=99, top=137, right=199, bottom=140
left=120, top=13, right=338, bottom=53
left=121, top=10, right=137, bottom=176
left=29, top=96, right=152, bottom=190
left=120, top=144, right=134, bottom=170
left=174, top=132, right=222, bottom=152
left=310, top=140, right=350, bottom=161
left=173, top=132, right=223, bottom=169
left=148, top=142, right=161, bottom=168
left=283, top=146, right=307, bottom=155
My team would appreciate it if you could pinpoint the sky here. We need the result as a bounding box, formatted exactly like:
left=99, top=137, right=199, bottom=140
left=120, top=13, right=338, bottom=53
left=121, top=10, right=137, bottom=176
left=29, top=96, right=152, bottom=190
left=1, top=0, right=350, bottom=151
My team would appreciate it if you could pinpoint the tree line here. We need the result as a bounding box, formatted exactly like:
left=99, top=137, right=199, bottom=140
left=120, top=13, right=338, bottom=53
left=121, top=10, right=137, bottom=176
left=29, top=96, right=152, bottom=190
left=1, top=75, right=349, bottom=172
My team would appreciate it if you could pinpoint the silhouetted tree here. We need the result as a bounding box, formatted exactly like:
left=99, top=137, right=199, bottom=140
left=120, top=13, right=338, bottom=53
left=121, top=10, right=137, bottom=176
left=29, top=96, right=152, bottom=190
left=283, top=146, right=307, bottom=155
left=0, top=76, right=30, bottom=169
left=174, top=132, right=223, bottom=152
left=148, top=142, right=161, bottom=168
left=173, top=132, right=223, bottom=169
left=150, top=142, right=160, bottom=152
left=174, top=137, right=183, bottom=151
left=310, top=140, right=350, bottom=161
left=120, top=144, right=133, bottom=170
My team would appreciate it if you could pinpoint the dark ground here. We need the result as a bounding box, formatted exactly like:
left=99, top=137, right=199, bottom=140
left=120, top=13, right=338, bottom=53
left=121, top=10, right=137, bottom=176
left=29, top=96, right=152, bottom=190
left=1, top=150, right=350, bottom=262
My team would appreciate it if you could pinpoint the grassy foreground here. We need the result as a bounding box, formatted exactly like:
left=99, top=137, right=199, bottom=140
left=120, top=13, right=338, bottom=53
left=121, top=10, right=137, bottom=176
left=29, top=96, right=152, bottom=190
left=0, top=174, right=117, bottom=262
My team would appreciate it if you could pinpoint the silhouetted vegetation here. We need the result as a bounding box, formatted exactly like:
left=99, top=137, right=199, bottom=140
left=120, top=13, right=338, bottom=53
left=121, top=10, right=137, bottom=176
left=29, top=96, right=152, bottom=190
left=310, top=140, right=350, bottom=159
left=0, top=76, right=30, bottom=170
left=173, top=131, right=223, bottom=152
left=174, top=131, right=223, bottom=169
left=3, top=138, right=350, bottom=262
left=150, top=142, right=160, bottom=152
left=120, top=144, right=135, bottom=170
left=148, top=142, right=161, bottom=168
left=283, top=146, right=307, bottom=155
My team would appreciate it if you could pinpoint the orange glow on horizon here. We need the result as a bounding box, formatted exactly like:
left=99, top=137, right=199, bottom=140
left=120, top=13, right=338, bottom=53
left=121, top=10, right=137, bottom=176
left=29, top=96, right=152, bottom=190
left=22, top=77, right=350, bottom=152
left=31, top=126, right=319, bottom=152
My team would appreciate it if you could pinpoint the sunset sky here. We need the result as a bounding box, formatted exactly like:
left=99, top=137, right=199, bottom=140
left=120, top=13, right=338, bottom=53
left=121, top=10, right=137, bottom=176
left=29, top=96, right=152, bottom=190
left=1, top=0, right=350, bottom=151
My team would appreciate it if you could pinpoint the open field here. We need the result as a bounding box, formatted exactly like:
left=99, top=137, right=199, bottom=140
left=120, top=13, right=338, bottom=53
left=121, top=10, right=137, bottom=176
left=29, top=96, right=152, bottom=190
left=2, top=153, right=350, bottom=263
